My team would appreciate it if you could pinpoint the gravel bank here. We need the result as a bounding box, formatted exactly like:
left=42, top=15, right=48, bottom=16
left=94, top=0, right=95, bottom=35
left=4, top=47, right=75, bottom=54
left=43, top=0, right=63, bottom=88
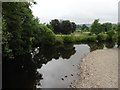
left=75, top=48, right=118, bottom=88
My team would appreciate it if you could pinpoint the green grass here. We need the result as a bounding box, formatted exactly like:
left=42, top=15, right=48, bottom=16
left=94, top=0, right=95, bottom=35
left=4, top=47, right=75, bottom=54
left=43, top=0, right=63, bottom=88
left=55, top=31, right=117, bottom=44
left=55, top=33, right=97, bottom=44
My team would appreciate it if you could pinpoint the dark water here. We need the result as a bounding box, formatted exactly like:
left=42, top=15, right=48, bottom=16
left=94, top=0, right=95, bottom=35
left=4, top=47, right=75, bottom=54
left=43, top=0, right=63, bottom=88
left=3, top=42, right=116, bottom=89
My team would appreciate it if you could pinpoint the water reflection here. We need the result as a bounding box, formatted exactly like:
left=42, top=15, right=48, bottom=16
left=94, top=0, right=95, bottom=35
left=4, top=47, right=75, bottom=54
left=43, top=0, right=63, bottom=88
left=3, top=54, right=43, bottom=89
left=3, top=42, right=116, bottom=89
left=36, top=44, right=90, bottom=88
left=34, top=44, right=76, bottom=60
left=3, top=43, right=76, bottom=89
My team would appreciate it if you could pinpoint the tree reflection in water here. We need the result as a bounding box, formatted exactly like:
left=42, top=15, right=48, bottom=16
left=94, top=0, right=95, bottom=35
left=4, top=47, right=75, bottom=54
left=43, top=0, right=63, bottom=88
left=3, top=42, right=115, bottom=89
left=3, top=43, right=76, bottom=89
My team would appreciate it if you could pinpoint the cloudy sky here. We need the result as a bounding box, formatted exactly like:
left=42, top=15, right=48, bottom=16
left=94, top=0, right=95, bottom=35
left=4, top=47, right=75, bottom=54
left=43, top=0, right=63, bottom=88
left=31, top=0, right=119, bottom=24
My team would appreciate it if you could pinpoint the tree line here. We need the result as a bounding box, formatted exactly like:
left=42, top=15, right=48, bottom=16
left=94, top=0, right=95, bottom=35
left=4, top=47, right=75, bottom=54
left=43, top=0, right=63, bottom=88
left=49, top=19, right=117, bottom=35
left=48, top=19, right=76, bottom=34
left=2, top=2, right=119, bottom=59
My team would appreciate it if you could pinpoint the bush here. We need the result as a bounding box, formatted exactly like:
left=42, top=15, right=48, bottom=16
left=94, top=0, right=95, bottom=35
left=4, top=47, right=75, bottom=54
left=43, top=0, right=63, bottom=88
left=54, top=34, right=97, bottom=44
left=55, top=36, right=64, bottom=44
left=41, top=28, right=55, bottom=45
left=106, top=30, right=116, bottom=41
left=87, top=36, right=97, bottom=42
left=97, top=33, right=107, bottom=42
left=80, top=35, right=96, bottom=42
left=33, top=24, right=55, bottom=46
left=63, top=35, right=75, bottom=43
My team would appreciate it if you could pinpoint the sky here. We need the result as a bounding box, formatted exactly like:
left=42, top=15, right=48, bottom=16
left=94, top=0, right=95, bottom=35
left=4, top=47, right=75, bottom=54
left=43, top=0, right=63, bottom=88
left=31, top=0, right=119, bottom=24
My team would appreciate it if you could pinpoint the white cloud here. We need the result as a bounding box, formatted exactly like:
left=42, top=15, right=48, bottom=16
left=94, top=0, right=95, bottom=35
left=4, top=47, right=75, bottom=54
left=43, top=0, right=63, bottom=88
left=31, top=0, right=119, bottom=24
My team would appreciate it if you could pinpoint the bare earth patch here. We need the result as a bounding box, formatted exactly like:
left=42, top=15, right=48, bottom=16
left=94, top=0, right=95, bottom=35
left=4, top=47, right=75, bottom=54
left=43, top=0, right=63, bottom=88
left=75, top=48, right=118, bottom=88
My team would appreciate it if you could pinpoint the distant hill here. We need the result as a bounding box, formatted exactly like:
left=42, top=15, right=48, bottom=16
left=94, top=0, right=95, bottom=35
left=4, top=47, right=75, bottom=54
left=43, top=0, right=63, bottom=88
left=80, top=24, right=92, bottom=27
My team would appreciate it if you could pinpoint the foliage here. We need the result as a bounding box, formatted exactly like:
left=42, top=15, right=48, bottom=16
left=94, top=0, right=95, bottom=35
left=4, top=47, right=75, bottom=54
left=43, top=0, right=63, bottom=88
left=76, top=25, right=82, bottom=30
left=46, top=24, right=54, bottom=31
left=60, top=20, right=76, bottom=34
left=2, top=2, right=34, bottom=56
left=80, top=35, right=96, bottom=42
left=55, top=34, right=97, bottom=43
left=50, top=19, right=61, bottom=34
left=55, top=35, right=64, bottom=45
left=2, top=2, right=55, bottom=58
left=50, top=19, right=76, bottom=34
left=2, top=2, right=118, bottom=59
left=63, top=35, right=75, bottom=43
left=81, top=24, right=89, bottom=31
left=39, top=25, right=55, bottom=46
left=97, top=33, right=107, bottom=42
left=118, top=24, right=120, bottom=47
left=91, top=19, right=103, bottom=35
left=106, top=30, right=116, bottom=41
left=101, top=23, right=112, bottom=32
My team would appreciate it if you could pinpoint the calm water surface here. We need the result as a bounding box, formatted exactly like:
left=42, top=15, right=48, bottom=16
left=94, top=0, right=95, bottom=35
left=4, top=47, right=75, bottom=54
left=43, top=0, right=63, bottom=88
left=3, top=42, right=116, bottom=89
left=37, top=44, right=90, bottom=88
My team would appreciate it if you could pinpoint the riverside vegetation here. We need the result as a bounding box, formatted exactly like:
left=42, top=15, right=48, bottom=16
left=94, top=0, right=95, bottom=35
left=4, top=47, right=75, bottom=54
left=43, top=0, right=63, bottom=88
left=2, top=1, right=119, bottom=89
left=2, top=2, right=118, bottom=59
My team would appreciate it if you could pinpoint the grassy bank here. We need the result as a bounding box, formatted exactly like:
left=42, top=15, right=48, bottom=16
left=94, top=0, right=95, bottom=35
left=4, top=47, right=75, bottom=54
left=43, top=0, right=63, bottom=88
left=55, top=34, right=97, bottom=44
left=55, top=32, right=117, bottom=44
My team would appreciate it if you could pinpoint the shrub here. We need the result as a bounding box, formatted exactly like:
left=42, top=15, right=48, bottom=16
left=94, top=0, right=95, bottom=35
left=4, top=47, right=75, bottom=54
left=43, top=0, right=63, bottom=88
left=97, top=33, right=107, bottom=42
left=34, top=24, right=56, bottom=46
left=80, top=35, right=96, bottom=42
left=63, top=35, right=75, bottom=43
left=87, top=36, right=96, bottom=42
left=106, top=30, right=116, bottom=41
left=55, top=36, right=64, bottom=44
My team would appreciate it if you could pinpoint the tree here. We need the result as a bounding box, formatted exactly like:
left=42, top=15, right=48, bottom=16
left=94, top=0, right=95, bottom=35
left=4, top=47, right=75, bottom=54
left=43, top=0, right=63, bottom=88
left=50, top=19, right=61, bottom=34
left=2, top=2, right=55, bottom=58
left=2, top=2, right=34, bottom=57
left=76, top=25, right=82, bottom=30
left=101, top=23, right=112, bottom=32
left=81, top=24, right=89, bottom=31
left=46, top=24, right=54, bottom=31
left=91, top=19, right=102, bottom=34
left=106, top=30, right=116, bottom=41
left=71, top=22, right=76, bottom=33
left=60, top=20, right=72, bottom=34
left=50, top=19, right=76, bottom=34
left=118, top=24, right=120, bottom=47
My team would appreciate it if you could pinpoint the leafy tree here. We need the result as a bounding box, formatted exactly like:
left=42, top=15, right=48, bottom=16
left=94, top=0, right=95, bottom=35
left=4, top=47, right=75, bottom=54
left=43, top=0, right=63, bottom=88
left=106, top=30, right=116, bottom=41
left=50, top=19, right=61, bottom=34
left=60, top=20, right=73, bottom=34
left=46, top=24, right=54, bottom=31
left=91, top=19, right=102, bottom=34
left=101, top=23, right=112, bottom=32
left=50, top=19, right=76, bottom=34
left=112, top=24, right=117, bottom=31
left=76, top=25, right=82, bottom=30
left=2, top=2, right=33, bottom=56
left=97, top=33, right=107, bottom=42
left=71, top=22, right=76, bottom=33
left=2, top=2, right=55, bottom=58
left=81, top=24, right=89, bottom=31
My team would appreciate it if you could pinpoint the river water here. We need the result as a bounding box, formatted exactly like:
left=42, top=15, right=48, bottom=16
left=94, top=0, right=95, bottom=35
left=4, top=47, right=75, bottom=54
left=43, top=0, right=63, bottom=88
left=37, top=44, right=90, bottom=88
left=3, top=42, right=116, bottom=89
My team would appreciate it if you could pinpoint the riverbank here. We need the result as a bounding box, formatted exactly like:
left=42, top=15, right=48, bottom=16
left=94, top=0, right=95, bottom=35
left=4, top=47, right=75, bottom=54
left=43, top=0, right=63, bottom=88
left=74, top=48, right=118, bottom=88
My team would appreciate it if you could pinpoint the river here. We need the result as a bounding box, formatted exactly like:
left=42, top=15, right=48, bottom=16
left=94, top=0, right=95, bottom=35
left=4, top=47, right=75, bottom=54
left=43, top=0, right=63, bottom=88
left=3, top=42, right=116, bottom=89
